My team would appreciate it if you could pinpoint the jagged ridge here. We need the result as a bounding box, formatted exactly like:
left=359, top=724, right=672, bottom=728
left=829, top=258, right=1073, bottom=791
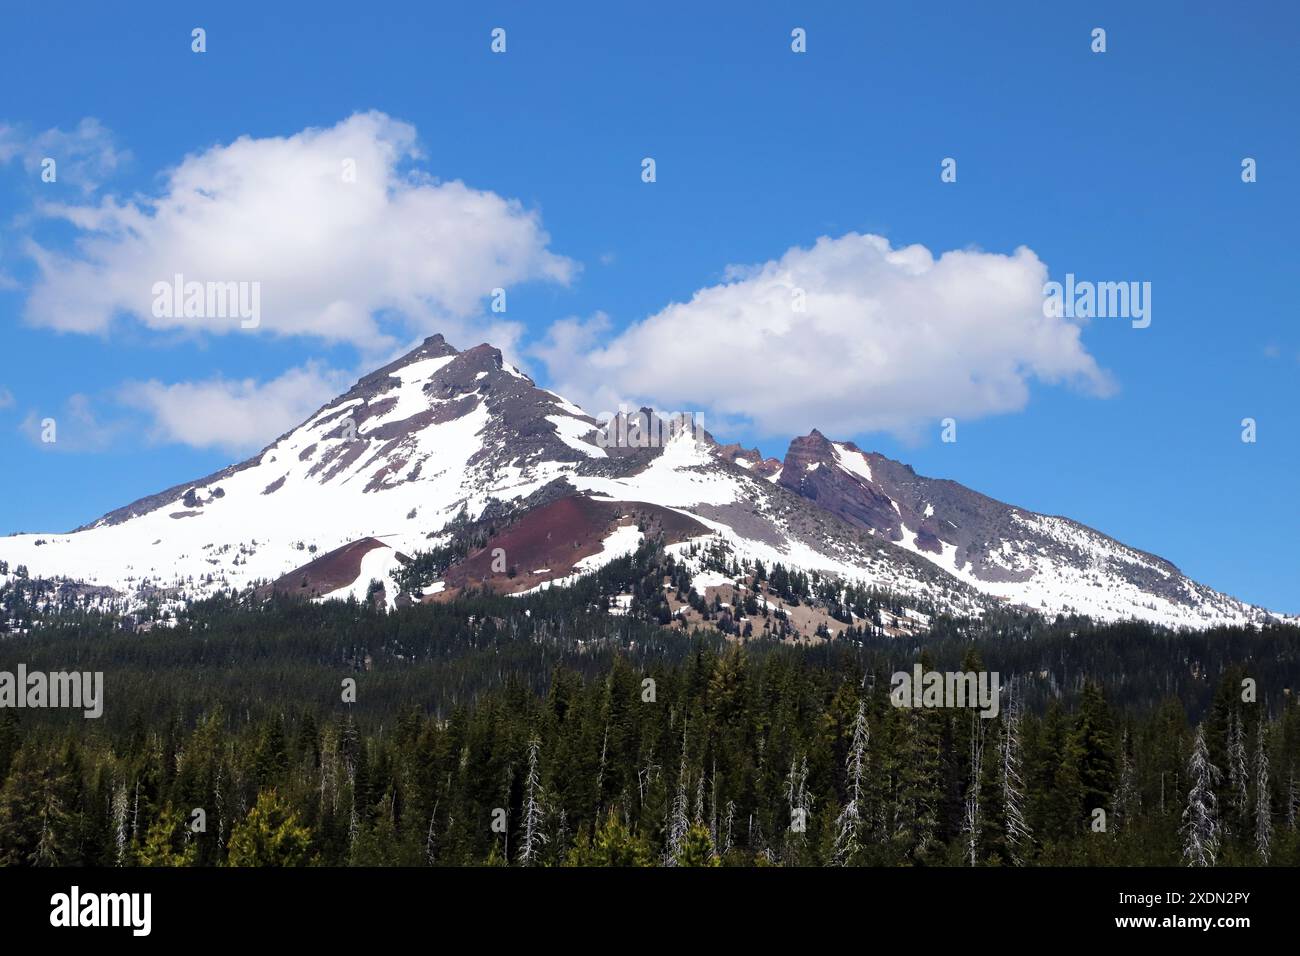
left=1, top=334, right=1289, bottom=629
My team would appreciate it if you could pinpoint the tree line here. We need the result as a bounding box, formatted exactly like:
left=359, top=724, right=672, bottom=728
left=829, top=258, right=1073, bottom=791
left=1, top=637, right=1297, bottom=867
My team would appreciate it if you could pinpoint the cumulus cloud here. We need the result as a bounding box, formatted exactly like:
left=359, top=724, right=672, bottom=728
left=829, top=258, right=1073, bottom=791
left=535, top=233, right=1114, bottom=440
left=0, top=387, right=13, bottom=410
left=0, top=117, right=127, bottom=193
left=117, top=363, right=349, bottom=454
left=23, top=112, right=574, bottom=352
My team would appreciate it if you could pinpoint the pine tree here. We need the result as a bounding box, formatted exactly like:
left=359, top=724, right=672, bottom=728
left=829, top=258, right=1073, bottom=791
left=831, top=700, right=869, bottom=865
left=111, top=782, right=130, bottom=866
left=1286, top=770, right=1298, bottom=832
left=1074, top=682, right=1118, bottom=821
left=666, top=723, right=690, bottom=866
left=136, top=804, right=198, bottom=867
left=1031, top=700, right=1085, bottom=843
left=1181, top=725, right=1222, bottom=867
left=517, top=735, right=547, bottom=866
left=1113, top=727, right=1138, bottom=833
left=1000, top=689, right=1032, bottom=865
left=227, top=789, right=313, bottom=867
left=1254, top=723, right=1272, bottom=864
left=962, top=712, right=987, bottom=866
left=1227, top=710, right=1250, bottom=828
left=720, top=800, right=735, bottom=857
left=782, top=754, right=812, bottom=864
left=677, top=822, right=718, bottom=866
left=568, top=809, right=652, bottom=866
left=0, top=749, right=77, bottom=867
left=893, top=704, right=940, bottom=860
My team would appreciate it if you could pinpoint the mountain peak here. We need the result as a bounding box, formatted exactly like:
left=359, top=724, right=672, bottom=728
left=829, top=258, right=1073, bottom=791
left=356, top=333, right=460, bottom=388
left=3, top=336, right=1288, bottom=630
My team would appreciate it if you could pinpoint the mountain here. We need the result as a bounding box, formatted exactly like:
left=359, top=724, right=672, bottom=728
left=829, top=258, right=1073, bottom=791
left=775, top=430, right=1269, bottom=626
left=1, top=334, right=1288, bottom=629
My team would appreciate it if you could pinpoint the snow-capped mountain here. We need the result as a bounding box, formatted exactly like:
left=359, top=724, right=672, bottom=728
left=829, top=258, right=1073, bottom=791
left=775, top=431, right=1276, bottom=627
left=0, top=334, right=1288, bottom=629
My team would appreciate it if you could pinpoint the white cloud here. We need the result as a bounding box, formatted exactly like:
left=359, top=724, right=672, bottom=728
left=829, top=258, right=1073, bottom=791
left=536, top=233, right=1113, bottom=440
left=0, top=118, right=127, bottom=193
left=23, top=112, right=574, bottom=352
left=0, top=387, right=13, bottom=410
left=117, top=363, right=349, bottom=454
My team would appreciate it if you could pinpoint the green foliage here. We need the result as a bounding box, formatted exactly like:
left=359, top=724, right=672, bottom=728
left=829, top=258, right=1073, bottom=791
left=1, top=587, right=1299, bottom=867
left=567, top=810, right=653, bottom=867
left=226, top=789, right=313, bottom=867
left=677, top=823, right=719, bottom=866
left=136, top=804, right=199, bottom=867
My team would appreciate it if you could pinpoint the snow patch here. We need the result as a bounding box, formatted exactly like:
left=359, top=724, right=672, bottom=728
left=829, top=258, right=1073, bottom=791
left=832, top=443, right=874, bottom=484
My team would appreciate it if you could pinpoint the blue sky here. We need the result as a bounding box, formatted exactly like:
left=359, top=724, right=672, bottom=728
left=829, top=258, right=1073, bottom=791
left=0, top=1, right=1297, bottom=612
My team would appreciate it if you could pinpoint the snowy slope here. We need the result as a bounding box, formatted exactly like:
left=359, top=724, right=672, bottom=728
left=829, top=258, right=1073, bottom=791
left=1, top=334, right=1290, bottom=628
left=777, top=431, right=1287, bottom=628
left=1, top=336, right=597, bottom=602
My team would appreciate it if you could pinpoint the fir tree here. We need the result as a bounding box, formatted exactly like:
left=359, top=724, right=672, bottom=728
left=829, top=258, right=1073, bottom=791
left=568, top=810, right=652, bottom=866
left=137, top=804, right=199, bottom=867
left=227, top=789, right=313, bottom=867
left=676, top=823, right=718, bottom=866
